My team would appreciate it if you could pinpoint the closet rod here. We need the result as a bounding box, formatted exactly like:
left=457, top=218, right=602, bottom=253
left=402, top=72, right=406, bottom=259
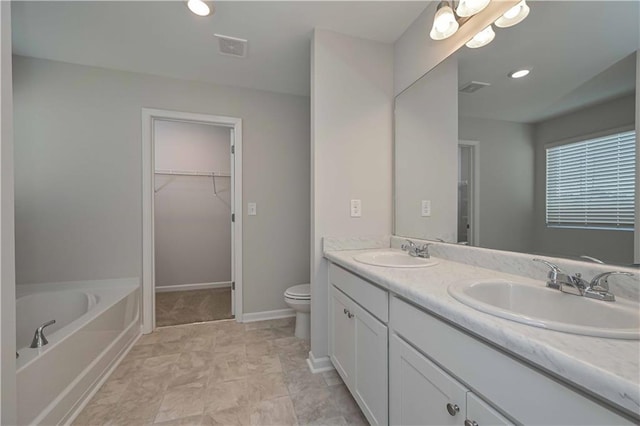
left=155, top=169, right=231, bottom=177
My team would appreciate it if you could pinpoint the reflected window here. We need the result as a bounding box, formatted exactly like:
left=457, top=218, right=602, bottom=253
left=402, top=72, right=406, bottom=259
left=546, top=130, right=636, bottom=230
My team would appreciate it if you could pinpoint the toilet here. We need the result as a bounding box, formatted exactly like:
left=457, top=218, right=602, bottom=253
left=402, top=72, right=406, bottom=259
left=284, top=284, right=311, bottom=340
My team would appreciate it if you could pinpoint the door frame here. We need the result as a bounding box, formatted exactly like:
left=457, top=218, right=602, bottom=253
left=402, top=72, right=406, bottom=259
left=141, top=108, right=243, bottom=333
left=458, top=140, right=480, bottom=246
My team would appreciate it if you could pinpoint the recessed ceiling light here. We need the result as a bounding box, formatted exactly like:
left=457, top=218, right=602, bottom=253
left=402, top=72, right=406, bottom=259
left=186, top=0, right=212, bottom=17
left=509, top=69, right=531, bottom=79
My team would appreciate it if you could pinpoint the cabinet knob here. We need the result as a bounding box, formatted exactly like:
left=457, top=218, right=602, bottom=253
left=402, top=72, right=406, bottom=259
left=446, top=403, right=460, bottom=416
left=347, top=312, right=354, bottom=319
left=343, top=308, right=348, bottom=315
left=464, top=420, right=478, bottom=426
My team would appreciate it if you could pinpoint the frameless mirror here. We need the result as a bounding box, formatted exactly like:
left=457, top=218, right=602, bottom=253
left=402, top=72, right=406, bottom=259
left=394, top=1, right=639, bottom=265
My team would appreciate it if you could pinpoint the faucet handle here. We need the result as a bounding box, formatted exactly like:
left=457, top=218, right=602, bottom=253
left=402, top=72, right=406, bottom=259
left=588, top=271, right=633, bottom=292
left=532, top=258, right=564, bottom=289
left=401, top=239, right=416, bottom=251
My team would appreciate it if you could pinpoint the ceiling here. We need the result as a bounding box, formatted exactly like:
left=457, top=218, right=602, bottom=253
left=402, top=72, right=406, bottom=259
left=457, top=1, right=639, bottom=123
left=12, top=1, right=428, bottom=97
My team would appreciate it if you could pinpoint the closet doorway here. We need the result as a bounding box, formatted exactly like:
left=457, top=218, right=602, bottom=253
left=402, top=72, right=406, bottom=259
left=142, top=109, right=242, bottom=333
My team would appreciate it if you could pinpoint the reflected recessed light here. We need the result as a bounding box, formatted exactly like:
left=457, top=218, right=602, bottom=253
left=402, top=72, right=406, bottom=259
left=509, top=69, right=531, bottom=79
left=187, top=0, right=212, bottom=17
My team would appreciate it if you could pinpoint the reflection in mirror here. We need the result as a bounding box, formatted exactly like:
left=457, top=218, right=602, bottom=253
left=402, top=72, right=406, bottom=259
left=394, top=1, right=639, bottom=266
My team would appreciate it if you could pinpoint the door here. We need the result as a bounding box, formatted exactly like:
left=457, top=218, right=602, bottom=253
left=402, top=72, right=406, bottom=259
left=353, top=302, right=388, bottom=425
left=466, top=393, right=513, bottom=426
left=390, top=333, right=468, bottom=426
left=230, top=128, right=235, bottom=316
left=329, top=285, right=356, bottom=387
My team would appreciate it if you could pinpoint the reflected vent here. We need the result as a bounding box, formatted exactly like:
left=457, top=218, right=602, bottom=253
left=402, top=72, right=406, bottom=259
left=459, top=81, right=491, bottom=94
left=214, top=34, right=248, bottom=58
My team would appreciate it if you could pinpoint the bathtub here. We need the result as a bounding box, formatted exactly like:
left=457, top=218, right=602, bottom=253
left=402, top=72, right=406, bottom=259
left=16, top=278, right=140, bottom=425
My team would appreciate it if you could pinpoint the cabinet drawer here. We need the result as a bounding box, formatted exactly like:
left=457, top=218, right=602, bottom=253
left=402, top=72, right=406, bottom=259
left=390, top=296, right=633, bottom=425
left=329, top=263, right=388, bottom=322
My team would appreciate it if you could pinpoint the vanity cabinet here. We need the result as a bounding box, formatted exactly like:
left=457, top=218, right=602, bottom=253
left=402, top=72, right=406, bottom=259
left=390, top=296, right=633, bottom=425
left=390, top=333, right=511, bottom=426
left=328, top=264, right=388, bottom=426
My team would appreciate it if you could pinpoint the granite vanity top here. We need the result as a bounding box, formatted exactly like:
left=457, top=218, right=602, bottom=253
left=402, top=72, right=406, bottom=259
left=324, top=248, right=640, bottom=418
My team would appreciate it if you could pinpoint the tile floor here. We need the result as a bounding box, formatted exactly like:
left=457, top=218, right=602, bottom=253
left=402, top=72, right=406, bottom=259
left=73, top=318, right=367, bottom=426
left=156, top=289, right=233, bottom=327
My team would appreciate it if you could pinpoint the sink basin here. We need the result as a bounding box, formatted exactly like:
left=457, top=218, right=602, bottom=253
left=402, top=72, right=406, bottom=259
left=353, top=251, right=439, bottom=268
left=448, top=280, right=640, bottom=339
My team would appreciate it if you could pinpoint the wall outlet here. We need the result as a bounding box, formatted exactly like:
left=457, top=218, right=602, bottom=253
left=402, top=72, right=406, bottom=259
left=421, top=200, right=431, bottom=217
left=248, top=202, right=257, bottom=216
left=350, top=199, right=362, bottom=218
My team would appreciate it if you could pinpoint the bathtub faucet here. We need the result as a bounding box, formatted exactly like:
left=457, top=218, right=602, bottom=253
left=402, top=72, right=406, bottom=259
left=30, top=319, right=56, bottom=348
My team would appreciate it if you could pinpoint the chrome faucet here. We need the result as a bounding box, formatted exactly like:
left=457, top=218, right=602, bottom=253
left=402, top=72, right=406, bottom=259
left=533, top=259, right=633, bottom=302
left=401, top=239, right=432, bottom=258
left=30, top=320, right=56, bottom=348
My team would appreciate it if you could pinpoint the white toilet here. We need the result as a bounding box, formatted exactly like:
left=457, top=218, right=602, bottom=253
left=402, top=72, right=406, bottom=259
left=284, top=284, right=311, bottom=340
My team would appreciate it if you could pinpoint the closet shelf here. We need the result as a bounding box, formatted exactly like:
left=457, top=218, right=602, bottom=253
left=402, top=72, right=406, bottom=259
left=155, top=169, right=231, bottom=177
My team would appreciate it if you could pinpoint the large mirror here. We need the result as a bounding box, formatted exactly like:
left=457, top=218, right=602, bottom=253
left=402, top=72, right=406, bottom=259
left=395, top=1, right=639, bottom=265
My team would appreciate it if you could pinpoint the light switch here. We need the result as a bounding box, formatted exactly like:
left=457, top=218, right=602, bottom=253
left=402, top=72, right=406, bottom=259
left=248, top=202, right=257, bottom=216
left=350, top=199, right=362, bottom=218
left=421, top=200, right=431, bottom=217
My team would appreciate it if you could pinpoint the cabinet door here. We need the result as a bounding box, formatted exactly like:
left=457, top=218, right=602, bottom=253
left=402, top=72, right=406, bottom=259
left=390, top=333, right=468, bottom=426
left=329, top=285, right=355, bottom=388
left=353, top=302, right=388, bottom=425
left=466, top=393, right=513, bottom=426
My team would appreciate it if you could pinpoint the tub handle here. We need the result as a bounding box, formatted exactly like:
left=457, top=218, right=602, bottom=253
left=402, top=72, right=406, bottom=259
left=30, top=319, right=56, bottom=348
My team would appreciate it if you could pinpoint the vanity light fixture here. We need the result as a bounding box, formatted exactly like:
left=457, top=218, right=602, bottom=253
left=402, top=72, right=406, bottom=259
left=456, top=0, right=491, bottom=18
left=495, top=0, right=530, bottom=28
left=430, top=1, right=459, bottom=40
left=509, top=69, right=530, bottom=79
left=465, top=25, right=495, bottom=48
left=186, top=0, right=213, bottom=17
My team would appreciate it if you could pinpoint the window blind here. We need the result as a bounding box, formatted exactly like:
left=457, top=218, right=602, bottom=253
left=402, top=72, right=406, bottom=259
left=546, top=130, right=636, bottom=230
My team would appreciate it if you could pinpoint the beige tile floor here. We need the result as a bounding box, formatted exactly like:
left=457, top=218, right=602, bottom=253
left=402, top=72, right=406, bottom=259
left=73, top=318, right=367, bottom=426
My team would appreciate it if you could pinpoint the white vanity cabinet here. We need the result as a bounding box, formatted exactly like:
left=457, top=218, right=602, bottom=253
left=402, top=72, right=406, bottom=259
left=390, top=296, right=634, bottom=426
left=328, top=264, right=389, bottom=426
left=390, top=333, right=512, bottom=426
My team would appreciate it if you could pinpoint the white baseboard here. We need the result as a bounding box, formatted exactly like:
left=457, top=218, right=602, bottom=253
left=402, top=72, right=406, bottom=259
left=242, top=308, right=295, bottom=323
left=155, top=281, right=231, bottom=293
left=306, top=351, right=335, bottom=374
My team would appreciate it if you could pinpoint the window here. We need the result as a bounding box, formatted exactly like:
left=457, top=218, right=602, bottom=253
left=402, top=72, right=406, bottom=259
left=546, top=130, right=636, bottom=230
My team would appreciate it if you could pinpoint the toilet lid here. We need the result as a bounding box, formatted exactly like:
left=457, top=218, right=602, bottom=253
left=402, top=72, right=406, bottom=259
left=285, top=284, right=310, bottom=300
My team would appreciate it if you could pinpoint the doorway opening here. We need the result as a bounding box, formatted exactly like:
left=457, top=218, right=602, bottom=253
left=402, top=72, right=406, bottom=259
left=142, top=109, right=243, bottom=333
left=458, top=141, right=479, bottom=246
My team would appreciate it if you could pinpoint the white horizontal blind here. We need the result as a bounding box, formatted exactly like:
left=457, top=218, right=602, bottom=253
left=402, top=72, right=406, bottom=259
left=546, top=130, right=636, bottom=229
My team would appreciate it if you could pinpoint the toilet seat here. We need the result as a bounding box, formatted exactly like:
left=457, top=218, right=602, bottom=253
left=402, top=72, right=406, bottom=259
left=284, top=284, right=310, bottom=300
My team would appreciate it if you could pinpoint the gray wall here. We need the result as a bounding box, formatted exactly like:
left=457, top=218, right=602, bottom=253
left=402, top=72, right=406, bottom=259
left=154, top=120, right=231, bottom=288
left=395, top=56, right=458, bottom=242
left=532, top=94, right=636, bottom=264
left=13, top=55, right=310, bottom=314
left=459, top=116, right=535, bottom=253
left=311, top=30, right=393, bottom=361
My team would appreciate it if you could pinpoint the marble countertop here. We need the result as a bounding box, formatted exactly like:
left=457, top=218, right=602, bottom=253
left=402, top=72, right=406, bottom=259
left=324, top=248, right=640, bottom=418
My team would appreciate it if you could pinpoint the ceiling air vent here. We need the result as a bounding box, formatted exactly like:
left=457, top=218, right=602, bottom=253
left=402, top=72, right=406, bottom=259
left=459, top=81, right=491, bottom=94
left=214, top=34, right=248, bottom=58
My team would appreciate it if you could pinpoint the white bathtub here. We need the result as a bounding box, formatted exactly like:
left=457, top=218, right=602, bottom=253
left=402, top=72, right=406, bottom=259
left=16, top=279, right=140, bottom=425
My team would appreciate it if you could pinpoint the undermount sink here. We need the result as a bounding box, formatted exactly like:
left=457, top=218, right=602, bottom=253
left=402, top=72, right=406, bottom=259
left=448, top=280, right=640, bottom=340
left=353, top=251, right=439, bottom=268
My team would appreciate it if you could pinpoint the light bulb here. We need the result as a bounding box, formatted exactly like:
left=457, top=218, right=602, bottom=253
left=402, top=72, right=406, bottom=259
left=465, top=25, right=496, bottom=49
left=187, top=0, right=211, bottom=17
left=430, top=1, right=459, bottom=40
left=495, top=0, right=530, bottom=28
left=456, top=0, right=491, bottom=18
